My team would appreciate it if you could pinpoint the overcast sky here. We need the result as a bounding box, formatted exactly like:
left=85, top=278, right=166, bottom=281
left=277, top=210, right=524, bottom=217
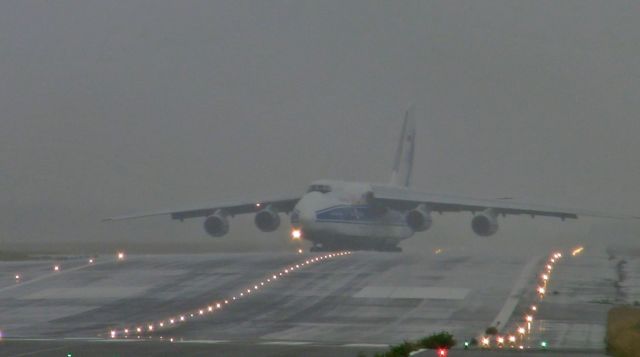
left=1, top=1, right=638, bottom=252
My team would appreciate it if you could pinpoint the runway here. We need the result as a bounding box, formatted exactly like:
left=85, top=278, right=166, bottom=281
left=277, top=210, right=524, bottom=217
left=0, top=243, right=635, bottom=356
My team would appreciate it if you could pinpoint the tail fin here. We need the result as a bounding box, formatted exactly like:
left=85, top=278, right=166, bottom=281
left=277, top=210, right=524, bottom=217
left=390, top=106, right=416, bottom=187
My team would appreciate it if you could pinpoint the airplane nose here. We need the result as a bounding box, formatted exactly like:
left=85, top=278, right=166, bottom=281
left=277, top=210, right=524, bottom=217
left=290, top=196, right=315, bottom=229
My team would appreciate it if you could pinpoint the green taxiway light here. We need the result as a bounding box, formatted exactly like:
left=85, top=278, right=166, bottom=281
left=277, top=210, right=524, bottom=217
left=464, top=341, right=469, bottom=349
left=540, top=341, right=548, bottom=348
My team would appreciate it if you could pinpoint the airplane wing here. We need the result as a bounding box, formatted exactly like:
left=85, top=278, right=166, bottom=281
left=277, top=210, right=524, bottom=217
left=370, top=185, right=640, bottom=220
left=104, top=196, right=300, bottom=221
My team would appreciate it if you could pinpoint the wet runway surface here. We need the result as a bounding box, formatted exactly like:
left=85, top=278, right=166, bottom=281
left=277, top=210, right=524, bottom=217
left=0, top=245, right=635, bottom=356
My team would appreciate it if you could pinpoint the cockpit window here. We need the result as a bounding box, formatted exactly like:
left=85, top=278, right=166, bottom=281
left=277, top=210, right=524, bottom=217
left=307, top=184, right=332, bottom=193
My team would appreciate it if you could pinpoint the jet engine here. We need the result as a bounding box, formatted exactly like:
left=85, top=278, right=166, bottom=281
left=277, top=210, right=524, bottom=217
left=471, top=209, right=499, bottom=236
left=405, top=204, right=432, bottom=232
left=203, top=211, right=229, bottom=237
left=255, top=206, right=281, bottom=232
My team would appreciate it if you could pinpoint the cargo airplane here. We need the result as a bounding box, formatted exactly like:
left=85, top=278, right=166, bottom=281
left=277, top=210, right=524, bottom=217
left=106, top=109, right=637, bottom=251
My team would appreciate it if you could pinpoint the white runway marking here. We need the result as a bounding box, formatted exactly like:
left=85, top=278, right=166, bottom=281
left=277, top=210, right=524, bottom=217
left=176, top=339, right=229, bottom=344
left=353, top=286, right=469, bottom=300
left=260, top=341, right=311, bottom=345
left=488, top=255, right=542, bottom=333
left=342, top=343, right=389, bottom=348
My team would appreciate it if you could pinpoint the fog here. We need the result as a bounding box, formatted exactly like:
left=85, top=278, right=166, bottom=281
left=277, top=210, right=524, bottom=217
left=1, top=1, right=638, bottom=253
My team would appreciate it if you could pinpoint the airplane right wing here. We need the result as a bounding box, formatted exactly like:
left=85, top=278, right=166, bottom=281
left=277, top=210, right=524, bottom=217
left=104, top=196, right=300, bottom=222
left=370, top=185, right=640, bottom=220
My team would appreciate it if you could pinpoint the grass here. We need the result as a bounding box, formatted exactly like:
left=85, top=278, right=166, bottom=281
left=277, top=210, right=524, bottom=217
left=605, top=305, right=640, bottom=357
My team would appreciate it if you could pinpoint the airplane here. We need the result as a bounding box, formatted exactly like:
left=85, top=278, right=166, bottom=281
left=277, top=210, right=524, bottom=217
left=105, top=108, right=638, bottom=252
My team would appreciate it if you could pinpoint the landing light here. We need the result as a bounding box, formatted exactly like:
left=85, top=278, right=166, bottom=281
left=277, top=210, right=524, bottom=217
left=291, top=229, right=302, bottom=240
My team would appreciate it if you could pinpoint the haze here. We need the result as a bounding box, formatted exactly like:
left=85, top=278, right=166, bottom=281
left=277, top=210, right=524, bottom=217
left=1, top=1, right=638, bottom=253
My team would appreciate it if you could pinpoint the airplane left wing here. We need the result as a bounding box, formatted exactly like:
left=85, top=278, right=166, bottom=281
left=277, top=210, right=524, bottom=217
left=370, top=185, right=639, bottom=220
left=104, top=196, right=300, bottom=221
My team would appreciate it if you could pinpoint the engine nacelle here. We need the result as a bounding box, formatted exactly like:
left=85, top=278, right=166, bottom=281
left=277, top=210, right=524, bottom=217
left=203, top=211, right=229, bottom=237
left=471, top=209, right=499, bottom=237
left=405, top=204, right=432, bottom=232
left=255, top=206, right=281, bottom=232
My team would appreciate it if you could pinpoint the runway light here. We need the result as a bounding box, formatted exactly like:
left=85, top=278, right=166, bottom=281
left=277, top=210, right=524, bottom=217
left=117, top=252, right=125, bottom=261
left=531, top=305, right=537, bottom=311
left=437, top=348, right=447, bottom=356
left=538, top=286, right=546, bottom=295
left=481, top=337, right=490, bottom=347
left=110, top=330, right=116, bottom=338
left=88, top=258, right=94, bottom=264
left=497, top=336, right=505, bottom=344
left=109, top=250, right=353, bottom=337
left=291, top=229, right=301, bottom=240
left=546, top=264, right=553, bottom=271
left=572, top=246, right=584, bottom=256
left=540, top=341, right=548, bottom=348
left=298, top=248, right=303, bottom=254
left=508, top=335, right=516, bottom=343
left=526, top=315, right=533, bottom=322
left=542, top=274, right=549, bottom=281
left=464, top=341, right=469, bottom=349
left=15, top=274, right=20, bottom=280
left=518, top=327, right=526, bottom=335
left=54, top=265, right=60, bottom=271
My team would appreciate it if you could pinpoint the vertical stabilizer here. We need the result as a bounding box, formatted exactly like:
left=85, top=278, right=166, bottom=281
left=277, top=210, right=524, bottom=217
left=390, top=106, right=416, bottom=187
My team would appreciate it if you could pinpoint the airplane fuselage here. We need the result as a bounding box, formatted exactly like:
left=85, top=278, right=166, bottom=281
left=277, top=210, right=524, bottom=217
left=290, top=180, right=414, bottom=251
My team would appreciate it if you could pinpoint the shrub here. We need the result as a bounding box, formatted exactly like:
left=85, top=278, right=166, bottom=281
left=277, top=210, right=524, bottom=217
left=418, top=331, right=456, bottom=349
left=485, top=326, right=498, bottom=335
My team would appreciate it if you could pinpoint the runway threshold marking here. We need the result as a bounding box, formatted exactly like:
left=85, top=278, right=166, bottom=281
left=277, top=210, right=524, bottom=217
left=488, top=255, right=542, bottom=333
